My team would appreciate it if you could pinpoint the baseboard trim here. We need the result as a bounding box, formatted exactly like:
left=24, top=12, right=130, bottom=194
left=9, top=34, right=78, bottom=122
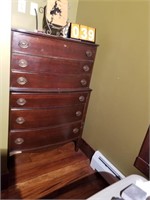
left=79, top=138, right=95, bottom=160
left=80, top=138, right=119, bottom=184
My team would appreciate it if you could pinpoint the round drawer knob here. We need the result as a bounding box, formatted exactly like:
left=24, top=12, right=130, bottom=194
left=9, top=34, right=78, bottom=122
left=16, top=117, right=25, bottom=124
left=83, top=65, right=90, bottom=72
left=76, top=111, right=82, bottom=117
left=15, top=138, right=24, bottom=145
left=80, top=79, right=87, bottom=86
left=18, top=40, right=29, bottom=49
left=18, top=59, right=28, bottom=68
left=86, top=50, right=92, bottom=57
left=73, top=128, right=79, bottom=134
left=17, top=77, right=27, bottom=85
left=79, top=96, right=85, bottom=102
left=17, top=98, right=26, bottom=106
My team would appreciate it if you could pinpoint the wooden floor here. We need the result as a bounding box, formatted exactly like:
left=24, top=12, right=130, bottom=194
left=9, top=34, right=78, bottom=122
left=1, top=142, right=109, bottom=199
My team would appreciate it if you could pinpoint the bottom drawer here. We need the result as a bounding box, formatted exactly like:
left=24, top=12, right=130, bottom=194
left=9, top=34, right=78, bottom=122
left=9, top=122, right=82, bottom=152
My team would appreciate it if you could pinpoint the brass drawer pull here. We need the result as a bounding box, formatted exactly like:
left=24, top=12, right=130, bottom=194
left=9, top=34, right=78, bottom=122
left=17, top=77, right=27, bottom=85
left=76, top=111, right=82, bottom=117
left=18, top=40, right=29, bottom=49
left=86, top=50, right=92, bottom=57
left=73, top=128, right=79, bottom=134
left=17, top=98, right=26, bottom=106
left=18, top=59, right=28, bottom=68
left=79, top=96, right=85, bottom=102
left=16, top=117, right=25, bottom=124
left=80, top=79, right=87, bottom=86
left=83, top=65, right=90, bottom=72
left=15, top=138, right=24, bottom=145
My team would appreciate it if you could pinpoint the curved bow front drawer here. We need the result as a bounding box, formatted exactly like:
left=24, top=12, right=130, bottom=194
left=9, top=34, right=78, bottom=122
left=10, top=92, right=89, bottom=108
left=10, top=104, right=85, bottom=130
left=9, top=122, right=82, bottom=152
left=12, top=31, right=97, bottom=60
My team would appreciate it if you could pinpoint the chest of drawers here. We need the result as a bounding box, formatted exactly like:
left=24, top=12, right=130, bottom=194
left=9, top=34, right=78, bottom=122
left=9, top=29, right=98, bottom=154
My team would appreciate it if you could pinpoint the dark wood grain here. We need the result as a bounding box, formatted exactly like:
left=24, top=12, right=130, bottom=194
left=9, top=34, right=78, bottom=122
left=11, top=53, right=94, bottom=74
left=9, top=29, right=97, bottom=155
left=11, top=71, right=91, bottom=90
left=10, top=105, right=84, bottom=129
left=42, top=173, right=108, bottom=199
left=10, top=91, right=90, bottom=108
left=9, top=122, right=82, bottom=152
left=12, top=30, right=97, bottom=60
left=1, top=142, right=108, bottom=199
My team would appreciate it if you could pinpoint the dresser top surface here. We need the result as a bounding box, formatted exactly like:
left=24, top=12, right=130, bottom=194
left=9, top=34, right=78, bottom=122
left=11, top=28, right=99, bottom=47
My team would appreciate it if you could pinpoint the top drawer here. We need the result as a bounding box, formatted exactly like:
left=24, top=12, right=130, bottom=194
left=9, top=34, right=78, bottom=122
left=11, top=31, right=97, bottom=61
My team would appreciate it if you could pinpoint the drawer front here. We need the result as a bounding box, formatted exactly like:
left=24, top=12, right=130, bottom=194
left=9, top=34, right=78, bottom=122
left=10, top=104, right=84, bottom=130
left=9, top=122, right=82, bottom=151
left=11, top=72, right=91, bottom=90
left=12, top=31, right=97, bottom=60
left=10, top=92, right=90, bottom=108
left=11, top=53, right=93, bottom=74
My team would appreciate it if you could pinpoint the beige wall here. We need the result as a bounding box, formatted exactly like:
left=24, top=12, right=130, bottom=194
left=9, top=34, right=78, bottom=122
left=11, top=0, right=46, bottom=31
left=12, top=0, right=78, bottom=31
left=77, top=0, right=149, bottom=176
left=0, top=0, right=11, bottom=173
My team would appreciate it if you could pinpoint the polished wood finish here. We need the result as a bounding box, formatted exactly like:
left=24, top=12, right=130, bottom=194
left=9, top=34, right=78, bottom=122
left=11, top=31, right=97, bottom=60
left=11, top=72, right=91, bottom=90
left=10, top=92, right=89, bottom=108
left=1, top=142, right=108, bottom=199
left=42, top=173, right=108, bottom=199
left=10, top=105, right=84, bottom=129
left=11, top=53, right=94, bottom=74
left=10, top=122, right=82, bottom=151
left=134, top=125, right=150, bottom=179
left=9, top=29, right=98, bottom=153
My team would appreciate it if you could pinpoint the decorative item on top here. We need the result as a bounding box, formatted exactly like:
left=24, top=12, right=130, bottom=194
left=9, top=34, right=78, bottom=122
left=70, top=23, right=96, bottom=43
left=43, top=0, right=69, bottom=37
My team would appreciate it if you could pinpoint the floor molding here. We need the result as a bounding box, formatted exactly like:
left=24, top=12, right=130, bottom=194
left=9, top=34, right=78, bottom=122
left=79, top=138, right=95, bottom=160
left=80, top=138, right=119, bottom=184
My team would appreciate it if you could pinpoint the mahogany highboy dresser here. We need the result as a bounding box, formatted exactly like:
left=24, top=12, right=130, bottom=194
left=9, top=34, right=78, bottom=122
left=9, top=29, right=98, bottom=154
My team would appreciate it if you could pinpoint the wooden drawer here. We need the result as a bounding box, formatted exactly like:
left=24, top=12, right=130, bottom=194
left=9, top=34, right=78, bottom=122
left=10, top=92, right=90, bottom=108
left=9, top=122, right=82, bottom=152
left=11, top=53, right=94, bottom=74
left=11, top=31, right=97, bottom=61
left=10, top=104, right=85, bottom=130
left=10, top=72, right=91, bottom=91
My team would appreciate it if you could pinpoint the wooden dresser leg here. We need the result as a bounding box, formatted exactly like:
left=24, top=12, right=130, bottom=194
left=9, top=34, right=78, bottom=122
left=74, top=138, right=81, bottom=152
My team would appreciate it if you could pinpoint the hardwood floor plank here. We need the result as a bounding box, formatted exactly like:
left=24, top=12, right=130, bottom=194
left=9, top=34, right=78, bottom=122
left=10, top=153, right=88, bottom=184
left=12, top=162, right=93, bottom=199
left=2, top=142, right=108, bottom=199
left=42, top=173, right=108, bottom=199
